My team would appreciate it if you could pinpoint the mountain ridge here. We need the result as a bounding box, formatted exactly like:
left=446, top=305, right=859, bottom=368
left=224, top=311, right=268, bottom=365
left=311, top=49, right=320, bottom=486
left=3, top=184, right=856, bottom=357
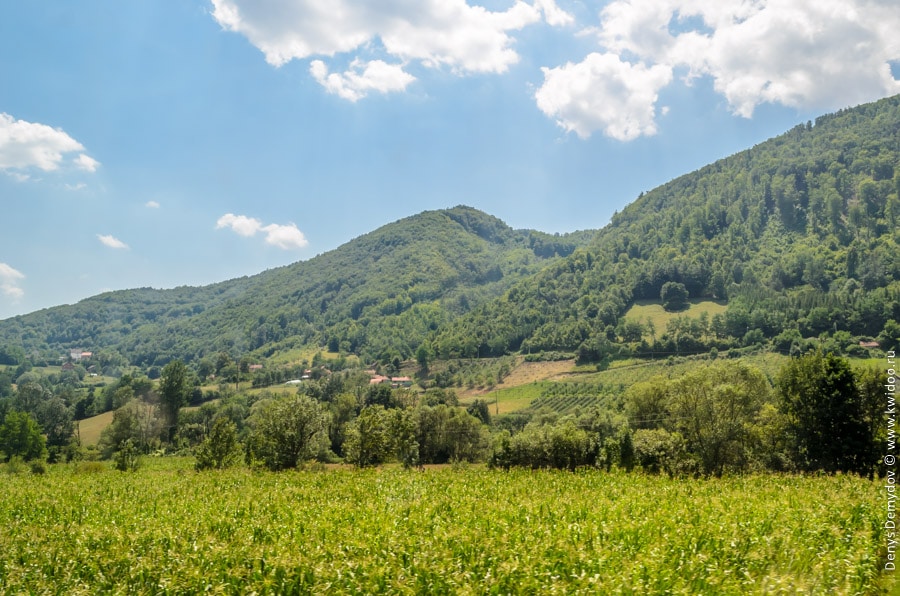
left=2, top=95, right=900, bottom=369
left=0, top=205, right=594, bottom=368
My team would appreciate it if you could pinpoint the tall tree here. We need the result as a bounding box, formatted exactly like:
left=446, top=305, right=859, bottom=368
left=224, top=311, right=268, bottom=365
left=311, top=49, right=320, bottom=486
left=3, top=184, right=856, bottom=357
left=667, top=362, right=769, bottom=476
left=777, top=351, right=874, bottom=475
left=158, top=360, right=191, bottom=433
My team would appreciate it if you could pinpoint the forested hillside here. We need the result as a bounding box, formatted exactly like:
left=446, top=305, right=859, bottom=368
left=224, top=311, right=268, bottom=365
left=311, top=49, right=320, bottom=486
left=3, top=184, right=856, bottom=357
left=0, top=207, right=592, bottom=368
left=431, top=95, right=900, bottom=360
left=2, top=96, right=899, bottom=370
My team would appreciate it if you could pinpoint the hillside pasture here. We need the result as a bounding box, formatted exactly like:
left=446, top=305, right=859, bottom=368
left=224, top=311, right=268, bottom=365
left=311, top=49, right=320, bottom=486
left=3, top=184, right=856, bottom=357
left=623, top=299, right=727, bottom=338
left=76, top=410, right=114, bottom=446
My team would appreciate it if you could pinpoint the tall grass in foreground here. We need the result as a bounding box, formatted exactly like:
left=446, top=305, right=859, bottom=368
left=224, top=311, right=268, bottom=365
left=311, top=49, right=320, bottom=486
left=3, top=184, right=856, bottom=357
left=0, top=463, right=889, bottom=594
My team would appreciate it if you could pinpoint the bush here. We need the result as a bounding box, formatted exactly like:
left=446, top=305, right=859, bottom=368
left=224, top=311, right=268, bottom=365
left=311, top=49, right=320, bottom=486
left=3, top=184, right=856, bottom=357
left=114, top=439, right=141, bottom=472
left=4, top=455, right=27, bottom=475
left=195, top=418, right=242, bottom=471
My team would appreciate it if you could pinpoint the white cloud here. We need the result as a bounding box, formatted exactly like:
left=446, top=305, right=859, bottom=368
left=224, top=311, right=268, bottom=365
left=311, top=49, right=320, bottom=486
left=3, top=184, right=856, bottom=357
left=542, top=0, right=900, bottom=139
left=145, top=200, right=160, bottom=208
left=261, top=223, right=309, bottom=249
left=310, top=59, right=416, bottom=101
left=535, top=0, right=575, bottom=27
left=535, top=52, right=672, bottom=140
left=685, top=0, right=900, bottom=117
left=211, top=0, right=573, bottom=96
left=75, top=153, right=100, bottom=172
left=97, top=234, right=129, bottom=250
left=216, top=213, right=264, bottom=237
left=0, top=113, right=99, bottom=173
left=0, top=262, right=25, bottom=299
left=216, top=213, right=308, bottom=250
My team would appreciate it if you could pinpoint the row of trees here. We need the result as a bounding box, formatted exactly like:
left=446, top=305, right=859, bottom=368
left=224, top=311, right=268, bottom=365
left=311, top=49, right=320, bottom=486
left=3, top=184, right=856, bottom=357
left=2, top=347, right=885, bottom=481
left=135, top=352, right=885, bottom=478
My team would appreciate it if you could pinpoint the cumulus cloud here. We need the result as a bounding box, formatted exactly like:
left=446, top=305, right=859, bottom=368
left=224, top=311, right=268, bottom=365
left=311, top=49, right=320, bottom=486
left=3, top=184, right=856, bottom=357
left=0, top=263, right=25, bottom=299
left=261, top=223, right=309, bottom=249
left=310, top=59, right=416, bottom=101
left=97, top=234, right=129, bottom=250
left=145, top=200, right=160, bottom=208
left=216, top=213, right=308, bottom=250
left=211, top=0, right=573, bottom=96
left=216, top=213, right=264, bottom=237
left=0, top=113, right=100, bottom=173
left=536, top=53, right=672, bottom=140
left=538, top=0, right=900, bottom=138
left=74, top=153, right=100, bottom=172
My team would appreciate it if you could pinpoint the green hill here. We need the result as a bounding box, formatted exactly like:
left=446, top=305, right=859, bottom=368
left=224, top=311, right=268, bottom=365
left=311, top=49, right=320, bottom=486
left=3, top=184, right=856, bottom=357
left=0, top=206, right=593, bottom=368
left=1, top=96, right=899, bottom=372
left=431, top=95, right=900, bottom=361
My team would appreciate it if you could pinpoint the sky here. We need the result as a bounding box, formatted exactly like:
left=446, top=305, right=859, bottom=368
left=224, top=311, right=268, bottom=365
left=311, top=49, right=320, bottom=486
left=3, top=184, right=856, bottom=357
left=1, top=0, right=899, bottom=320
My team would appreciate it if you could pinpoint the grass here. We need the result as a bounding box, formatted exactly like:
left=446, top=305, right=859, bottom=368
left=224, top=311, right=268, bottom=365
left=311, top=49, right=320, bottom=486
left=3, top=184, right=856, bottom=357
left=623, top=299, right=728, bottom=336
left=0, top=463, right=889, bottom=594
left=76, top=410, right=115, bottom=446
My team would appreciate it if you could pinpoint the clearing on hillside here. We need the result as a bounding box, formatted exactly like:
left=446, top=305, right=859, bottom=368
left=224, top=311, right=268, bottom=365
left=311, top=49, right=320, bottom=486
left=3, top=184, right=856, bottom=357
left=623, top=299, right=727, bottom=338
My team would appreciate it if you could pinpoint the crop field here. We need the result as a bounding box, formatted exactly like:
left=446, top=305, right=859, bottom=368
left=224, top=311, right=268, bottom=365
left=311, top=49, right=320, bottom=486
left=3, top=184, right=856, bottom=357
left=0, top=461, right=891, bottom=594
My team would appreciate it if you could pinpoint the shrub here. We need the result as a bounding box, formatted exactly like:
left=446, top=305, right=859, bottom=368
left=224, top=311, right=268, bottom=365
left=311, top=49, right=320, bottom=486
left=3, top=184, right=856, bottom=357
left=114, top=439, right=141, bottom=472
left=195, top=418, right=242, bottom=471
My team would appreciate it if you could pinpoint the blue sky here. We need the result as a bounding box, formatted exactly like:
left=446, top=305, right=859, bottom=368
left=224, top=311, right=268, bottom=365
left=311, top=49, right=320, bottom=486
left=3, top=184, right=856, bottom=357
left=1, top=0, right=899, bottom=320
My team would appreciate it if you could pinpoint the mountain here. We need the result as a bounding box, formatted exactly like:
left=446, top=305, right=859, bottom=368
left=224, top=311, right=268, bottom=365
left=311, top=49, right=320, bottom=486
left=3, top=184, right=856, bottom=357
left=3, top=95, right=900, bottom=372
left=0, top=206, right=593, bottom=368
left=430, top=95, right=900, bottom=359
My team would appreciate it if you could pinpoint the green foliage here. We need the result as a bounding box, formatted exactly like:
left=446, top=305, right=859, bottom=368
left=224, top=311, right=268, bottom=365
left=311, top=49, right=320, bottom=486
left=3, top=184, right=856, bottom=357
left=435, top=96, right=900, bottom=358
left=492, top=422, right=596, bottom=470
left=113, top=439, right=140, bottom=472
left=158, top=360, right=192, bottom=429
left=344, top=406, right=397, bottom=467
left=666, top=362, right=770, bottom=476
left=0, top=410, right=47, bottom=462
left=0, top=467, right=886, bottom=594
left=414, top=405, right=489, bottom=464
left=777, top=351, right=875, bottom=474
left=194, top=417, right=242, bottom=471
left=661, top=281, right=689, bottom=312
left=245, top=394, right=330, bottom=471
left=97, top=400, right=162, bottom=459
left=0, top=207, right=591, bottom=367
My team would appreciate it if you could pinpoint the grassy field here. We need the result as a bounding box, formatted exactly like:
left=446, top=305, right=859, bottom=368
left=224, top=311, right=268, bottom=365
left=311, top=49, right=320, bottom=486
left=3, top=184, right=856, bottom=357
left=76, top=410, right=114, bottom=446
left=0, top=461, right=891, bottom=594
left=622, top=299, right=728, bottom=336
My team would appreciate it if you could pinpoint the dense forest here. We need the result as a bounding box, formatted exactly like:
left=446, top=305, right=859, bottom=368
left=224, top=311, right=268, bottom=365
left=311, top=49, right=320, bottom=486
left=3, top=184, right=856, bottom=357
left=432, top=95, right=900, bottom=361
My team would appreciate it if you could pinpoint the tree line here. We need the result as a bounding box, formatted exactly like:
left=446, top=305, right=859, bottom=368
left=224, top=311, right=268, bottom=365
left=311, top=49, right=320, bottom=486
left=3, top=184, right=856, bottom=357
left=3, top=350, right=882, bottom=479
